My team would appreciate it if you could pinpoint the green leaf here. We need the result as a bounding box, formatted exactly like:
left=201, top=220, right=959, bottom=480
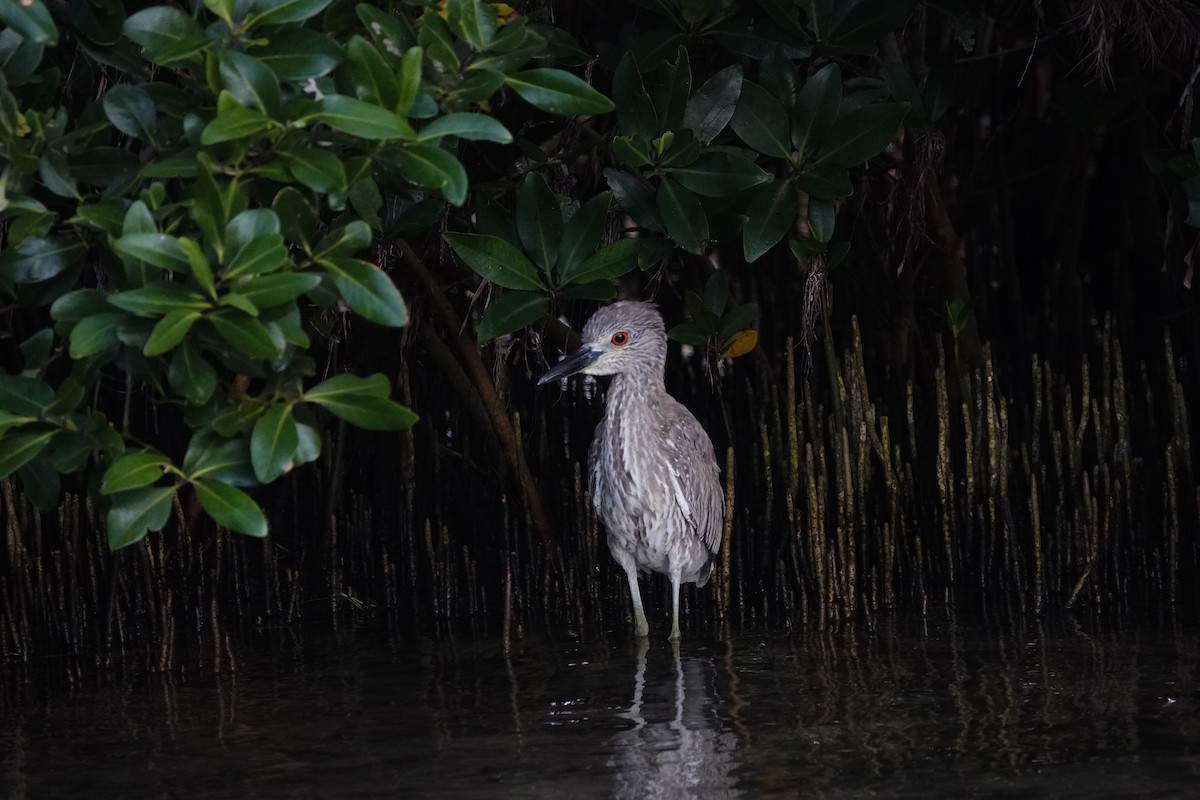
left=743, top=178, right=795, bottom=262
left=604, top=169, right=663, bottom=233
left=169, top=341, right=217, bottom=405
left=309, top=95, right=415, bottom=140
left=668, top=150, right=768, bottom=197
left=183, top=428, right=256, bottom=485
left=443, top=233, right=544, bottom=291
left=396, top=45, right=423, bottom=116
left=477, top=290, right=549, bottom=344
left=144, top=310, right=202, bottom=356
left=225, top=234, right=290, bottom=279
left=109, top=282, right=210, bottom=316
left=305, top=374, right=419, bottom=430
left=200, top=106, right=274, bottom=145
left=445, top=0, right=497, bottom=50
left=273, top=188, right=320, bottom=249
left=792, top=62, right=842, bottom=155
left=418, top=10, right=459, bottom=71
left=69, top=312, right=124, bottom=358
left=123, top=7, right=208, bottom=64
left=652, top=46, right=691, bottom=134
left=252, top=28, right=343, bottom=80
left=251, top=404, right=298, bottom=483
left=394, top=144, right=468, bottom=205
left=102, top=85, right=158, bottom=143
left=246, top=0, right=333, bottom=27
left=0, top=375, right=54, bottom=415
left=313, top=221, right=372, bottom=260
left=416, top=113, right=512, bottom=143
left=345, top=34, right=399, bottom=109
left=612, top=52, right=658, bottom=140
left=516, top=173, right=562, bottom=275
left=319, top=258, right=409, bottom=327
left=808, top=197, right=836, bottom=243
left=113, top=233, right=189, bottom=272
left=277, top=147, right=347, bottom=195
left=101, top=452, right=172, bottom=494
left=193, top=479, right=268, bottom=537
left=557, top=192, right=611, bottom=282
left=208, top=309, right=283, bottom=360
left=730, top=79, right=791, bottom=158
left=0, top=0, right=58, bottom=45
left=219, top=50, right=281, bottom=115
left=0, top=236, right=84, bottom=284
left=505, top=68, right=615, bottom=115
left=178, top=239, right=217, bottom=297
left=231, top=273, right=322, bottom=310
left=569, top=238, right=641, bottom=284
left=657, top=178, right=708, bottom=253
left=812, top=103, right=910, bottom=168
left=106, top=485, right=178, bottom=549
left=682, top=64, right=744, bottom=144
left=795, top=167, right=853, bottom=199
left=0, top=429, right=56, bottom=479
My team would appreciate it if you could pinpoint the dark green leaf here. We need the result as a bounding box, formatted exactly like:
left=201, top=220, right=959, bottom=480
left=169, top=341, right=218, bottom=405
left=0, top=429, right=55, bottom=479
left=416, top=113, right=512, bottom=143
left=345, top=35, right=399, bottom=109
left=812, top=103, right=909, bottom=168
left=652, top=46, right=691, bottom=134
left=113, top=233, right=189, bottom=271
left=0, top=236, right=84, bottom=284
left=313, top=220, right=372, bottom=260
left=319, top=258, right=409, bottom=327
left=123, top=7, right=208, bottom=64
left=253, top=28, right=343, bottom=80
left=569, top=238, right=641, bottom=284
left=273, top=188, right=320, bottom=249
left=101, top=451, right=172, bottom=494
left=668, top=321, right=710, bottom=346
left=743, top=178, right=794, bottom=262
left=505, top=68, right=615, bottom=115
left=516, top=173, right=561, bottom=275
left=102, top=85, right=158, bottom=142
left=183, top=428, right=256, bottom=485
left=69, top=312, right=124, bottom=358
left=106, top=485, right=178, bottom=549
left=0, top=0, right=58, bottom=45
left=194, top=479, right=268, bottom=537
left=808, top=197, right=836, bottom=243
left=200, top=106, right=274, bottom=145
left=477, top=290, right=549, bottom=344
left=445, top=0, right=497, bottom=50
left=246, top=0, right=333, bottom=27
left=730, top=80, right=791, bottom=158
left=792, top=62, right=841, bottom=154
left=208, top=309, right=283, bottom=360
left=795, top=166, right=853, bottom=199
left=668, top=150, right=768, bottom=197
left=305, top=375, right=418, bottom=431
left=682, top=65, right=743, bottom=144
left=309, top=95, right=415, bottom=140
left=0, top=375, right=54, bottom=415
left=394, top=143, right=468, bottom=205
left=604, top=169, right=663, bottom=233
left=231, top=273, right=322, bottom=310
left=396, top=45, right=423, bottom=115
left=219, top=50, right=281, bottom=115
left=443, top=233, right=544, bottom=291
left=251, top=404, right=299, bottom=483
left=109, top=282, right=209, bottom=316
left=657, top=178, right=708, bottom=253
left=612, top=52, right=658, bottom=140
left=557, top=192, right=611, bottom=282
left=225, top=234, right=290, bottom=279
left=144, top=310, right=202, bottom=356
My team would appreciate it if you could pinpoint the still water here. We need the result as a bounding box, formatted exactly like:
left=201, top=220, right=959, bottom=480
left=2, top=615, right=1198, bottom=798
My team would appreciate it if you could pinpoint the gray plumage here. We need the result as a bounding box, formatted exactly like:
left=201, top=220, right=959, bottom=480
left=539, top=301, right=723, bottom=640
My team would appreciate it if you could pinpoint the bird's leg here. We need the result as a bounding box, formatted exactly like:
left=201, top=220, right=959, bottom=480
left=669, top=571, right=682, bottom=641
left=618, top=557, right=650, bottom=638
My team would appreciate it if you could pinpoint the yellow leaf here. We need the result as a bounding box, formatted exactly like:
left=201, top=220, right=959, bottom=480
left=719, top=329, right=758, bottom=359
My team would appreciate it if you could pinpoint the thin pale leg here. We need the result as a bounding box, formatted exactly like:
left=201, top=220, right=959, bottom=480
left=669, top=571, right=681, bottom=641
left=615, top=551, right=649, bottom=637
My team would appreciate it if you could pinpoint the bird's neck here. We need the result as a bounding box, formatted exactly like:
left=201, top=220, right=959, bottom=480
left=607, top=370, right=666, bottom=404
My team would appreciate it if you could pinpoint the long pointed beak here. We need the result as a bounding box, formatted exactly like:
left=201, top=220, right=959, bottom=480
left=538, top=343, right=603, bottom=385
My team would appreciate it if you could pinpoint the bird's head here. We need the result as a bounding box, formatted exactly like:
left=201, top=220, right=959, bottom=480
left=538, top=301, right=667, bottom=385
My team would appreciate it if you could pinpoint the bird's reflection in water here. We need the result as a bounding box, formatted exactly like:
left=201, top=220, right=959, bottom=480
left=610, top=640, right=740, bottom=799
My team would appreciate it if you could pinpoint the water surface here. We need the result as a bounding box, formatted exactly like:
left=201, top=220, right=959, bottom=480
left=2, top=616, right=1198, bottom=798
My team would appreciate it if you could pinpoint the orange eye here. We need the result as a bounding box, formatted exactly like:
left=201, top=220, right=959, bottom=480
left=611, top=331, right=629, bottom=346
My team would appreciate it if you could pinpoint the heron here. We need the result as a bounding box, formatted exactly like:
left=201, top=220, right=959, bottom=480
left=539, top=301, right=723, bottom=640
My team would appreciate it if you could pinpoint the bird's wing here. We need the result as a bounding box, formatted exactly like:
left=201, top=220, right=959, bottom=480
left=662, top=404, right=724, bottom=556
